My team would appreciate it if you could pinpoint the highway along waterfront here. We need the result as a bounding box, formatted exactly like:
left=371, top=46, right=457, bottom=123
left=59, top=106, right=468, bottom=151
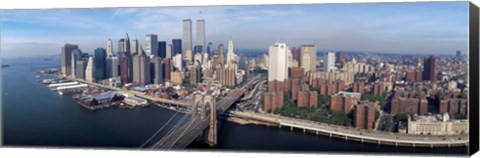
left=2, top=57, right=467, bottom=155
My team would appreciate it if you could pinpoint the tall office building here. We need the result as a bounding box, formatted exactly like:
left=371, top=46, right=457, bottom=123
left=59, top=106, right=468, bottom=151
left=323, top=52, right=335, bottom=72
left=107, top=39, right=114, bottom=57
left=300, top=45, right=316, bottom=72
left=196, top=19, right=205, bottom=53
left=60, top=43, right=79, bottom=77
left=174, top=54, right=183, bottom=71
left=118, top=38, right=125, bottom=53
left=185, top=50, right=193, bottom=63
left=423, top=55, right=436, bottom=82
left=300, top=47, right=311, bottom=72
left=94, top=48, right=107, bottom=82
left=132, top=37, right=139, bottom=55
left=268, top=43, right=290, bottom=82
left=124, top=33, right=131, bottom=54
left=157, top=41, right=167, bottom=58
left=194, top=52, right=202, bottom=64
left=166, top=44, right=173, bottom=58
left=75, top=59, right=87, bottom=80
left=291, top=47, right=300, bottom=64
left=132, top=45, right=151, bottom=85
left=71, top=49, right=83, bottom=79
left=106, top=56, right=119, bottom=79
left=183, top=19, right=192, bottom=54
left=456, top=50, right=462, bottom=58
left=146, top=34, right=158, bottom=56
left=125, top=51, right=133, bottom=83
left=188, top=65, right=202, bottom=85
left=106, top=39, right=117, bottom=79
left=206, top=42, right=214, bottom=57
left=172, top=39, right=182, bottom=56
left=120, top=58, right=128, bottom=84
left=85, top=56, right=95, bottom=82
left=163, top=58, right=172, bottom=81
left=193, top=45, right=203, bottom=54
left=153, top=57, right=164, bottom=84
left=124, top=33, right=133, bottom=82
left=132, top=50, right=141, bottom=84
left=226, top=37, right=235, bottom=64
left=218, top=44, right=225, bottom=66
left=337, top=51, right=346, bottom=64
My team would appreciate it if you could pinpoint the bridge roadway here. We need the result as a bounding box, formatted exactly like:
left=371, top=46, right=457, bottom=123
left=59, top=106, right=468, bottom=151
left=229, top=111, right=469, bottom=148
left=71, top=78, right=190, bottom=106
left=149, top=75, right=260, bottom=150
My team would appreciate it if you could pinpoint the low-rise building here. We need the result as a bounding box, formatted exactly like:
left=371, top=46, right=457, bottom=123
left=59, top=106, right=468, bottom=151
left=407, top=113, right=469, bottom=135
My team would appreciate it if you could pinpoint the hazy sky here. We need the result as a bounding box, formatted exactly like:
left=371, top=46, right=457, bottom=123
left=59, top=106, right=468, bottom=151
left=0, top=2, right=469, bottom=57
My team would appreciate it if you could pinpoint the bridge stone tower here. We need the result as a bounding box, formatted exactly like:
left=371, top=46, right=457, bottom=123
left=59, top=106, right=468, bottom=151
left=191, top=93, right=217, bottom=146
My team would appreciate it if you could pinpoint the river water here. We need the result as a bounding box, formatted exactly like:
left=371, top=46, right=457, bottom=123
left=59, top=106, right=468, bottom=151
left=2, top=57, right=467, bottom=156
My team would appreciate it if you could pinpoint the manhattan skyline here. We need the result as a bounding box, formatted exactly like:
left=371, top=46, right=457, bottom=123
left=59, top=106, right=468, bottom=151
left=1, top=2, right=469, bottom=57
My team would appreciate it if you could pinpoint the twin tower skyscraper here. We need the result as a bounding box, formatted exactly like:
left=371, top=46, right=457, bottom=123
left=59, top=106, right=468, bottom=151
left=183, top=19, right=205, bottom=54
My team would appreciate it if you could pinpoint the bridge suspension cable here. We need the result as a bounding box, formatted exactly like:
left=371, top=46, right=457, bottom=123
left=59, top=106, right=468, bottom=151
left=138, top=110, right=181, bottom=148
left=166, top=107, right=213, bottom=149
left=150, top=111, right=192, bottom=149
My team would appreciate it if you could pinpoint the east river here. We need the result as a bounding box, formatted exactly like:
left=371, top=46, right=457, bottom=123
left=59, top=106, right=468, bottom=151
left=2, top=57, right=467, bottom=156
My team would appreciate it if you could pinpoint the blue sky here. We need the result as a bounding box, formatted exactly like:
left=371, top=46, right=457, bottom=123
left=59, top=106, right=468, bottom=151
left=0, top=2, right=469, bottom=57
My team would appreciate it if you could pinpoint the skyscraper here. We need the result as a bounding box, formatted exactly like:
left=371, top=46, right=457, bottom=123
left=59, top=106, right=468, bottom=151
left=196, top=19, right=205, bottom=53
left=107, top=39, right=118, bottom=79
left=188, top=65, right=201, bottom=85
left=153, top=57, right=164, bottom=84
left=75, top=59, right=87, bottom=80
left=193, top=45, right=203, bottom=54
left=106, top=56, right=119, bottom=79
left=218, top=44, right=225, bottom=66
left=118, top=38, right=125, bottom=53
left=124, top=33, right=131, bottom=54
left=85, top=56, right=95, bottom=82
left=107, top=39, right=114, bottom=57
left=300, top=47, right=311, bottom=72
left=183, top=19, right=192, bottom=54
left=166, top=44, right=173, bottom=58
left=60, top=43, right=79, bottom=77
left=300, top=45, right=316, bottom=72
left=291, top=47, right=300, bottom=64
left=120, top=58, right=128, bottom=84
left=226, top=37, right=235, bottom=64
left=456, top=50, right=462, bottom=58
left=123, top=33, right=133, bottom=83
left=132, top=37, right=139, bottom=55
left=323, top=52, right=335, bottom=72
left=423, top=55, right=436, bottom=82
left=207, top=42, right=214, bottom=57
left=157, top=41, right=167, bottom=58
left=173, top=54, right=183, bottom=71
left=71, top=49, right=83, bottom=79
left=172, top=39, right=182, bottom=56
left=132, top=45, right=151, bottom=85
left=146, top=34, right=158, bottom=56
left=163, top=58, right=172, bottom=81
left=337, top=51, right=346, bottom=64
left=268, top=43, right=290, bottom=82
left=94, top=48, right=107, bottom=82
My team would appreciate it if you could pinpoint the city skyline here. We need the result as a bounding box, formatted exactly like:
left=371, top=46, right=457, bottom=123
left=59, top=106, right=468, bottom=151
left=1, top=2, right=469, bottom=58
left=1, top=2, right=475, bottom=154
